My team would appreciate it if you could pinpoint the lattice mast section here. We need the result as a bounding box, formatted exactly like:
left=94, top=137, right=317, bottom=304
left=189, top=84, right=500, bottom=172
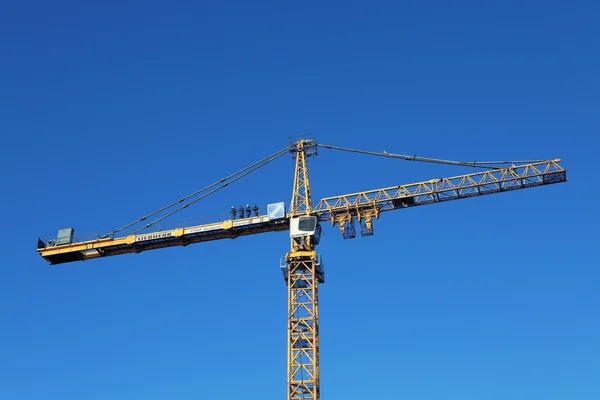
left=287, top=139, right=322, bottom=400
left=289, top=139, right=316, bottom=218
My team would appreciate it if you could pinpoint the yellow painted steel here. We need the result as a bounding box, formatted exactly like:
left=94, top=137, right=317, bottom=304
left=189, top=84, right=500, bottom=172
left=287, top=258, right=320, bottom=400
left=286, top=139, right=320, bottom=400
left=289, top=140, right=313, bottom=218
left=39, top=158, right=565, bottom=265
left=286, top=251, right=317, bottom=262
left=38, top=235, right=136, bottom=256
left=312, top=159, right=566, bottom=234
left=315, top=159, right=563, bottom=210
left=37, top=215, right=287, bottom=264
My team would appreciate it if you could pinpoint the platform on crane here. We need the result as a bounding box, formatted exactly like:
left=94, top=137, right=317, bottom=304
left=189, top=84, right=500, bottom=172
left=37, top=212, right=289, bottom=265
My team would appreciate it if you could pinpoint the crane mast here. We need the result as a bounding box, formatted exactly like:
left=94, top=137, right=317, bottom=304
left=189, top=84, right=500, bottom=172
left=286, top=139, right=323, bottom=400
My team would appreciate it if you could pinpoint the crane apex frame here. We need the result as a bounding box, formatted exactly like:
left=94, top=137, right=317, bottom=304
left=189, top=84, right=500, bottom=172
left=36, top=139, right=567, bottom=400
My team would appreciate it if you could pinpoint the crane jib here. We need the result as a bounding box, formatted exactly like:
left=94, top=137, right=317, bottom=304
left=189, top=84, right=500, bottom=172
left=36, top=212, right=289, bottom=264
left=37, top=159, right=566, bottom=264
left=311, top=159, right=566, bottom=232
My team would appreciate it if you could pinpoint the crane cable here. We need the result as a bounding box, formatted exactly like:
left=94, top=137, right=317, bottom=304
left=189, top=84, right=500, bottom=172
left=317, top=143, right=543, bottom=169
left=103, top=145, right=292, bottom=238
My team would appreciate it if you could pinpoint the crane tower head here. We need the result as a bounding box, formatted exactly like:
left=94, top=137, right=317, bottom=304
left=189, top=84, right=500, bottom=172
left=289, top=137, right=318, bottom=159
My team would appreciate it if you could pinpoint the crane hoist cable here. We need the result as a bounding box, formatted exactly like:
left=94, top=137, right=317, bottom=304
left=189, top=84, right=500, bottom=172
left=317, top=143, right=544, bottom=169
left=103, top=145, right=292, bottom=238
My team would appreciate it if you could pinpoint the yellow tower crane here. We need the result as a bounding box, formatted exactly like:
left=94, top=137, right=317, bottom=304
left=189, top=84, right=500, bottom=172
left=36, top=138, right=567, bottom=400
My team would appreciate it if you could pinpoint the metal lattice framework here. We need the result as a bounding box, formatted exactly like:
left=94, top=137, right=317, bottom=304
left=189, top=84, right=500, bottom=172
left=286, top=138, right=322, bottom=400
left=287, top=258, right=321, bottom=400
left=312, top=159, right=566, bottom=233
left=289, top=139, right=317, bottom=217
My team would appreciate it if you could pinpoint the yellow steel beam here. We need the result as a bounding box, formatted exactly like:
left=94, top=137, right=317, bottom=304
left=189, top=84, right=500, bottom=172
left=286, top=258, right=320, bottom=400
left=287, top=139, right=321, bottom=400
left=38, top=235, right=136, bottom=257
left=38, top=160, right=566, bottom=264
left=37, top=215, right=288, bottom=264
left=289, top=139, right=316, bottom=217
left=312, top=159, right=566, bottom=230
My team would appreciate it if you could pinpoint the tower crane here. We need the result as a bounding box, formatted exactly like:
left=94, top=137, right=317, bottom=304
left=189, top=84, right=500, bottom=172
left=36, top=138, right=567, bottom=400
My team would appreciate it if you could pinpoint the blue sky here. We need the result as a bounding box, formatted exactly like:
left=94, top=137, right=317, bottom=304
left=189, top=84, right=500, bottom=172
left=1, top=1, right=598, bottom=399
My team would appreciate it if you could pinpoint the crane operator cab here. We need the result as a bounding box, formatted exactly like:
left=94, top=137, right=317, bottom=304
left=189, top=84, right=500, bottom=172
left=289, top=215, right=321, bottom=246
left=284, top=215, right=325, bottom=285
